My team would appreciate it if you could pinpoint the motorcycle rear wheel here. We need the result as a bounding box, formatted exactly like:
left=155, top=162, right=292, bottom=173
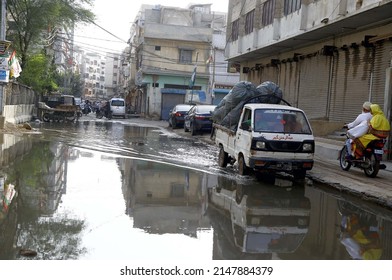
left=363, top=153, right=380, bottom=178
left=96, top=111, right=103, bottom=119
left=339, top=146, right=351, bottom=171
left=107, top=111, right=112, bottom=120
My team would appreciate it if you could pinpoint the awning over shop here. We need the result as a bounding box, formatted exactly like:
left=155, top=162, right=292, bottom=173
left=160, top=88, right=186, bottom=94
left=213, top=88, right=231, bottom=94
left=194, top=90, right=206, bottom=102
left=186, top=90, right=206, bottom=103
left=161, top=88, right=206, bottom=103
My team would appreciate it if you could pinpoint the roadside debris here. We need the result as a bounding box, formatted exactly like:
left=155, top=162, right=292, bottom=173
left=0, top=122, right=36, bottom=134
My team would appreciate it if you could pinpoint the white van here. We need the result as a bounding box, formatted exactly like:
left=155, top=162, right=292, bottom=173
left=110, top=98, right=126, bottom=118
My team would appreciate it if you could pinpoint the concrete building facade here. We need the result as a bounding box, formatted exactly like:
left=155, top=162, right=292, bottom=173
left=129, top=4, right=232, bottom=120
left=105, top=52, right=121, bottom=98
left=80, top=52, right=106, bottom=100
left=225, top=0, right=392, bottom=157
left=210, top=32, right=241, bottom=105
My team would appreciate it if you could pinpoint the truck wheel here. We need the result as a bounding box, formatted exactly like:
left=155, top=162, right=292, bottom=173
left=218, top=146, right=229, bottom=167
left=238, top=154, right=249, bottom=176
left=235, top=184, right=244, bottom=204
left=43, top=113, right=51, bottom=122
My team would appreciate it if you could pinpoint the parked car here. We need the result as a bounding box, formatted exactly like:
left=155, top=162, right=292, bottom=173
left=184, top=104, right=217, bottom=135
left=168, top=104, right=194, bottom=128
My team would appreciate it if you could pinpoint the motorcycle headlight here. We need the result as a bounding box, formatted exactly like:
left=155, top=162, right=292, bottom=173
left=302, top=143, right=313, bottom=152
left=255, top=141, right=266, bottom=149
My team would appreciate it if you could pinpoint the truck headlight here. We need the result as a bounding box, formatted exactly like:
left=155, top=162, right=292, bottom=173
left=255, top=141, right=266, bottom=149
left=302, top=143, right=313, bottom=152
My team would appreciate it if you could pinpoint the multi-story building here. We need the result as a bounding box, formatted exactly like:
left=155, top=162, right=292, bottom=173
left=80, top=52, right=106, bottom=100
left=119, top=47, right=132, bottom=104
left=128, top=4, right=232, bottom=120
left=225, top=0, right=392, bottom=157
left=53, top=27, right=74, bottom=74
left=51, top=27, right=79, bottom=95
left=210, top=31, right=240, bottom=105
left=105, top=52, right=121, bottom=98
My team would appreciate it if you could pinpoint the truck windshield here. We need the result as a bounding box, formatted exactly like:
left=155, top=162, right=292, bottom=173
left=253, top=109, right=312, bottom=134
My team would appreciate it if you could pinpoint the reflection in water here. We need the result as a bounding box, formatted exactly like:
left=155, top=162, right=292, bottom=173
left=120, top=158, right=212, bottom=238
left=208, top=177, right=310, bottom=259
left=38, top=121, right=218, bottom=172
left=2, top=122, right=392, bottom=260
left=0, top=136, right=86, bottom=259
left=338, top=200, right=382, bottom=259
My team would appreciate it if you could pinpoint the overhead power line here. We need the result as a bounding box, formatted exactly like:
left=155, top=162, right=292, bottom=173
left=59, top=0, right=128, bottom=43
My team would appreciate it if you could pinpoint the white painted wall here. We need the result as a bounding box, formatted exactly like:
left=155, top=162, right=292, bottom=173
left=4, top=104, right=35, bottom=124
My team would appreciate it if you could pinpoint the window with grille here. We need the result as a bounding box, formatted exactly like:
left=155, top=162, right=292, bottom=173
left=262, top=0, right=275, bottom=26
left=179, top=49, right=192, bottom=64
left=245, top=10, right=255, bottom=34
left=284, top=0, right=301, bottom=16
left=231, top=19, right=239, bottom=41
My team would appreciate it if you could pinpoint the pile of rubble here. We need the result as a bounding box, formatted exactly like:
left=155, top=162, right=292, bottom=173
left=0, top=122, right=34, bottom=134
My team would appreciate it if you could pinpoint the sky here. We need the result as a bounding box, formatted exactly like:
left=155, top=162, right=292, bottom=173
left=74, top=0, right=229, bottom=55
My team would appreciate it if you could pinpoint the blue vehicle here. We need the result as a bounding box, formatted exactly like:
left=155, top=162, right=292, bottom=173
left=168, top=104, right=193, bottom=128
left=184, top=104, right=217, bottom=135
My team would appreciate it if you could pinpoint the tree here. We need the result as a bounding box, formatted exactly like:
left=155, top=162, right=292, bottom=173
left=6, top=0, right=95, bottom=68
left=54, top=70, right=84, bottom=96
left=18, top=52, right=58, bottom=94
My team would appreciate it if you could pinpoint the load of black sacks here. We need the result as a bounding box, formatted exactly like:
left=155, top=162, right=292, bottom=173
left=212, top=81, right=283, bottom=130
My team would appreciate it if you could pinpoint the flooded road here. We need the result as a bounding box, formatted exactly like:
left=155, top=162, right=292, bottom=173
left=1, top=119, right=392, bottom=260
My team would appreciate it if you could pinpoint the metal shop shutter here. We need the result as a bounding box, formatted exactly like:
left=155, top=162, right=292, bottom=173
left=279, top=61, right=300, bottom=106
left=371, top=41, right=392, bottom=105
left=258, top=66, right=279, bottom=84
left=161, top=92, right=186, bottom=121
left=329, top=47, right=372, bottom=122
left=297, top=55, right=330, bottom=119
left=212, top=89, right=230, bottom=105
left=372, top=41, right=392, bottom=160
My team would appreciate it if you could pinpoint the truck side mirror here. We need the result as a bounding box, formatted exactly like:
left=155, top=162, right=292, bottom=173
left=241, top=121, right=250, bottom=131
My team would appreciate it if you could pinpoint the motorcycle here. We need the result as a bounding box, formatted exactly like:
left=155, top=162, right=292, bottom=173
left=338, top=133, right=386, bottom=177
left=95, top=107, right=112, bottom=120
left=82, top=103, right=92, bottom=115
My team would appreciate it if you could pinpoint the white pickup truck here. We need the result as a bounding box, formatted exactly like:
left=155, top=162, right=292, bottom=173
left=212, top=103, right=315, bottom=179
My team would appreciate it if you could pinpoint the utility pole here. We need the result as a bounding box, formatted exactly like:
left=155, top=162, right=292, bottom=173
left=0, top=0, right=7, bottom=128
left=211, top=46, right=216, bottom=105
left=190, top=52, right=198, bottom=104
